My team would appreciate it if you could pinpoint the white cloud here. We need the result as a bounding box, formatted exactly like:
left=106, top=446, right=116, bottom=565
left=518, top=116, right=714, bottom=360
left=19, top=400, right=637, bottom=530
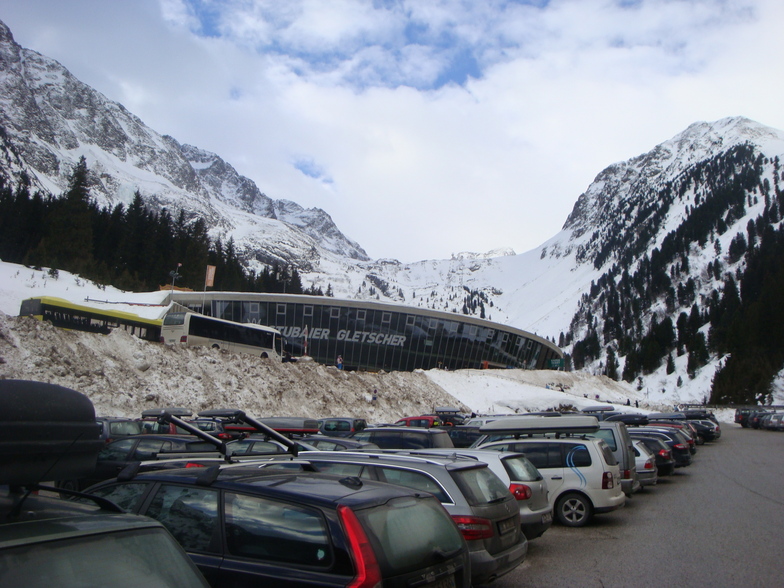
left=1, top=0, right=783, bottom=262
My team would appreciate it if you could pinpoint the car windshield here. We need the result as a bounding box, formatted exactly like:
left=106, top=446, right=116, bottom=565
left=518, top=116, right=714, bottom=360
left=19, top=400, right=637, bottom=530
left=451, top=466, right=510, bottom=505
left=0, top=527, right=206, bottom=587
left=357, top=496, right=464, bottom=574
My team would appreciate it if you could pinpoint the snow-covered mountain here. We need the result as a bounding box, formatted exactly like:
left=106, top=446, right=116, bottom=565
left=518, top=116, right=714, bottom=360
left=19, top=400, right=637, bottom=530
left=0, top=20, right=369, bottom=273
left=1, top=18, right=783, bottom=403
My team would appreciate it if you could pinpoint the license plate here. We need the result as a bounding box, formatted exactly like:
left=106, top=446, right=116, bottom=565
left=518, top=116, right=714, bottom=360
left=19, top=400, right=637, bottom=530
left=542, top=512, right=552, bottom=524
left=427, top=575, right=456, bottom=588
left=497, top=516, right=517, bottom=535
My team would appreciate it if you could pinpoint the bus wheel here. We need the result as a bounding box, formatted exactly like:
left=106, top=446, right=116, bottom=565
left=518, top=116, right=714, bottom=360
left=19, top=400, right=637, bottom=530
left=260, top=352, right=269, bottom=359
left=211, top=344, right=220, bottom=349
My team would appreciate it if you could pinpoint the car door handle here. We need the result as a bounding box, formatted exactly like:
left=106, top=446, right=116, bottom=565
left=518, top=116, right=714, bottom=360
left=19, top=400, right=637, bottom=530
left=550, top=476, right=563, bottom=480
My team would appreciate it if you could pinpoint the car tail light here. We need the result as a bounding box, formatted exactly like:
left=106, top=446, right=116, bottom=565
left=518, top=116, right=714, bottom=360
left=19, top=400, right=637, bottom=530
left=185, top=462, right=207, bottom=468
left=217, top=433, right=233, bottom=440
left=644, top=460, right=655, bottom=470
left=338, top=505, right=383, bottom=588
left=673, top=443, right=687, bottom=450
left=622, top=469, right=631, bottom=479
left=451, top=515, right=494, bottom=541
left=601, top=472, right=614, bottom=489
left=658, top=449, right=671, bottom=459
left=509, top=483, right=532, bottom=500
left=180, top=335, right=188, bottom=343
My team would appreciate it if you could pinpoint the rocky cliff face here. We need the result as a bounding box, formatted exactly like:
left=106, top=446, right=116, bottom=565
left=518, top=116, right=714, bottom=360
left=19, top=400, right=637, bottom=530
left=0, top=19, right=369, bottom=268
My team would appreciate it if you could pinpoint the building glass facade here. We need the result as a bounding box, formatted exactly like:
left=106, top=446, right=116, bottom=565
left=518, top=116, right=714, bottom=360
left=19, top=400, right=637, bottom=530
left=169, top=293, right=563, bottom=372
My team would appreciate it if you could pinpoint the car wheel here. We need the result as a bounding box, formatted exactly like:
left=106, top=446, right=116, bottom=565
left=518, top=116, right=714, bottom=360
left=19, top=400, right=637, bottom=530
left=555, top=493, right=592, bottom=527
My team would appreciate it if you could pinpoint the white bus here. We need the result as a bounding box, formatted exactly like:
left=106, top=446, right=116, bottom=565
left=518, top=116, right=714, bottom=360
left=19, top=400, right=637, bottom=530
left=161, top=312, right=283, bottom=360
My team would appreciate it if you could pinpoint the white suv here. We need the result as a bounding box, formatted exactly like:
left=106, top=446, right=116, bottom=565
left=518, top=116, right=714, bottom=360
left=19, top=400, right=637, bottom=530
left=475, top=418, right=626, bottom=528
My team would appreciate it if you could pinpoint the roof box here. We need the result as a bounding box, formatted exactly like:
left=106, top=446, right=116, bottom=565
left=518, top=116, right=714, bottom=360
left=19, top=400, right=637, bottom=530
left=479, top=415, right=600, bottom=435
left=0, top=380, right=103, bottom=486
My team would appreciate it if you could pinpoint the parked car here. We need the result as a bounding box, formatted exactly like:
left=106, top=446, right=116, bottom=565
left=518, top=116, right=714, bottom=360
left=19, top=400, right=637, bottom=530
left=589, top=421, right=640, bottom=497
left=628, top=427, right=693, bottom=468
left=632, top=436, right=676, bottom=476
left=474, top=415, right=626, bottom=528
left=689, top=419, right=721, bottom=442
left=395, top=415, right=444, bottom=428
left=350, top=426, right=455, bottom=449
left=298, top=435, right=379, bottom=451
left=0, top=379, right=209, bottom=588
left=446, top=425, right=485, bottom=448
left=403, top=447, right=553, bottom=540
left=84, top=466, right=474, bottom=587
left=764, top=413, right=784, bottom=431
left=432, top=406, right=468, bottom=426
left=318, top=417, right=368, bottom=437
left=56, top=434, right=220, bottom=492
left=140, top=407, right=195, bottom=434
left=734, top=408, right=758, bottom=428
left=241, top=450, right=528, bottom=585
left=632, top=440, right=658, bottom=488
left=96, top=416, right=144, bottom=443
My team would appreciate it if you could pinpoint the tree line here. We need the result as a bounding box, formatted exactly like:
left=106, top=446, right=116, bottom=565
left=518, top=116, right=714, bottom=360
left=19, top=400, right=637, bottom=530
left=0, top=157, right=331, bottom=297
left=563, top=146, right=784, bottom=405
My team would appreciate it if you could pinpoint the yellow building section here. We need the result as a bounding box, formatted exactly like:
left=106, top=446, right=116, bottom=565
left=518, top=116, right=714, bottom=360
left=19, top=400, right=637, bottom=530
left=19, top=296, right=163, bottom=341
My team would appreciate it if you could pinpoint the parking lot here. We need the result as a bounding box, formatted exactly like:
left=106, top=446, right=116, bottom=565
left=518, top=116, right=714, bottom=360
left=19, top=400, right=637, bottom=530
left=491, top=424, right=784, bottom=587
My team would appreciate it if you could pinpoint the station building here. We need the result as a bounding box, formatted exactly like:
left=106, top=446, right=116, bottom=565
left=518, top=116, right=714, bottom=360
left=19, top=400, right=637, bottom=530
left=168, top=291, right=563, bottom=373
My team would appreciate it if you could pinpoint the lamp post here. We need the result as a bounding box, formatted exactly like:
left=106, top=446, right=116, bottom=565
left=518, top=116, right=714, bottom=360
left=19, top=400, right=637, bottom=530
left=169, top=263, right=182, bottom=294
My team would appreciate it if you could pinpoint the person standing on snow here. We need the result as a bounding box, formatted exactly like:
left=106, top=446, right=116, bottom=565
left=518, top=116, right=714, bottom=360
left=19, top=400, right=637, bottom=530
left=336, top=355, right=343, bottom=370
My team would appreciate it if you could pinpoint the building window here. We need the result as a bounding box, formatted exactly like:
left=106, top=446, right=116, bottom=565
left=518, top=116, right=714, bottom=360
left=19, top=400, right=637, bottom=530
left=406, top=315, right=415, bottom=326
left=502, top=333, right=509, bottom=344
left=382, top=312, right=391, bottom=324
left=357, top=309, right=366, bottom=321
left=330, top=307, right=341, bottom=319
left=277, top=304, right=286, bottom=315
left=516, top=336, right=524, bottom=347
left=304, top=305, right=313, bottom=317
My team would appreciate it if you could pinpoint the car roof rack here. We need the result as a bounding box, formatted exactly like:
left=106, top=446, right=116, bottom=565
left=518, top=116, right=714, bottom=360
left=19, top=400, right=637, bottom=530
left=479, top=415, right=600, bottom=436
left=141, top=407, right=193, bottom=418
left=196, top=409, right=300, bottom=455
left=581, top=405, right=616, bottom=412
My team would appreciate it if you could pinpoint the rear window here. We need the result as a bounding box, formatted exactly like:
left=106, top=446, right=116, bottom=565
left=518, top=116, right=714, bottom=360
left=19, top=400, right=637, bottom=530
left=451, top=466, right=510, bottom=506
left=501, top=456, right=542, bottom=482
left=109, top=421, right=143, bottom=436
left=592, top=429, right=617, bottom=450
left=358, top=495, right=464, bottom=573
left=374, top=467, right=451, bottom=503
left=596, top=441, right=617, bottom=466
left=323, top=420, right=351, bottom=432
left=224, top=491, right=331, bottom=567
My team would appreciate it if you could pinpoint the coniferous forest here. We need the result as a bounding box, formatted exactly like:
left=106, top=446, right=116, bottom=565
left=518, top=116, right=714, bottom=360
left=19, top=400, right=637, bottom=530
left=564, top=146, right=784, bottom=406
left=0, top=157, right=329, bottom=297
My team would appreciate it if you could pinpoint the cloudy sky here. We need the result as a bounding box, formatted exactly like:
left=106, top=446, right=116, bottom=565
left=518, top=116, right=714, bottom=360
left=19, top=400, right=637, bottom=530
left=2, top=1, right=783, bottom=262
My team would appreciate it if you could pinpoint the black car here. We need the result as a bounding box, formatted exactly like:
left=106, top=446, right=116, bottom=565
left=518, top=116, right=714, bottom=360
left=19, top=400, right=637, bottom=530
left=56, top=434, right=220, bottom=491
left=629, top=427, right=692, bottom=468
left=84, top=466, right=472, bottom=587
left=350, top=426, right=455, bottom=449
left=0, top=379, right=209, bottom=588
left=445, top=425, right=484, bottom=448
left=631, top=435, right=676, bottom=476
left=299, top=435, right=380, bottom=451
left=96, top=416, right=144, bottom=443
left=318, top=417, right=368, bottom=437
